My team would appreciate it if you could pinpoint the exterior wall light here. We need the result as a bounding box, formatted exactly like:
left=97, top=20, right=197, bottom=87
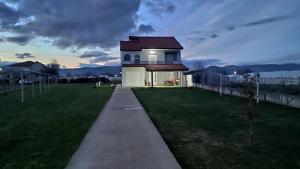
left=150, top=50, right=156, bottom=54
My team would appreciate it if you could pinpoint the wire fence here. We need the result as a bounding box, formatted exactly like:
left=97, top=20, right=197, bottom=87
left=0, top=69, right=58, bottom=103
left=189, top=71, right=300, bottom=108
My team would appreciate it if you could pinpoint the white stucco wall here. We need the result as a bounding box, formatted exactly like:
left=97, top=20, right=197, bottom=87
left=186, top=75, right=193, bottom=87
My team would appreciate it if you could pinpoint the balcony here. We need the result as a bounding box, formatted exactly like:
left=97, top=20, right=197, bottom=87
left=122, top=60, right=182, bottom=65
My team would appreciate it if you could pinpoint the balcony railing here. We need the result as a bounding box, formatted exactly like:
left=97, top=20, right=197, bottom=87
left=123, top=60, right=181, bottom=64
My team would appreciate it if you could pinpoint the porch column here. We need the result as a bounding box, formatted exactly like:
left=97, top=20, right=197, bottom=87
left=180, top=71, right=182, bottom=86
left=151, top=70, right=154, bottom=88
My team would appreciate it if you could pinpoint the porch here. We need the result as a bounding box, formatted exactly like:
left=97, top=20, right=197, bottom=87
left=122, top=64, right=189, bottom=87
left=145, top=71, right=183, bottom=87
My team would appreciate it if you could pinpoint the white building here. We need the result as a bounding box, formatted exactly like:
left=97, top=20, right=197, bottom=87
left=120, top=36, right=189, bottom=87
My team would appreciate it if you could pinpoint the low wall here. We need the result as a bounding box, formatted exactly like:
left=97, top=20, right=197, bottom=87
left=194, top=84, right=300, bottom=109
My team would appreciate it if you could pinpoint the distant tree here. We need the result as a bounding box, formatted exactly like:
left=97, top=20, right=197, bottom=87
left=45, top=59, right=60, bottom=75
left=66, top=72, right=71, bottom=77
left=238, top=68, right=252, bottom=75
left=193, top=60, right=205, bottom=71
left=243, top=73, right=257, bottom=146
left=50, top=59, right=58, bottom=64
left=99, top=77, right=109, bottom=83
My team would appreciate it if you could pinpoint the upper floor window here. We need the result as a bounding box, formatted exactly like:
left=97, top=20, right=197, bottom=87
left=134, top=54, right=140, bottom=63
left=124, top=54, right=131, bottom=61
left=165, top=52, right=178, bottom=63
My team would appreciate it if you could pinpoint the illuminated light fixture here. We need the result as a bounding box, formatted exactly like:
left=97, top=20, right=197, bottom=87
left=150, top=50, right=156, bottom=54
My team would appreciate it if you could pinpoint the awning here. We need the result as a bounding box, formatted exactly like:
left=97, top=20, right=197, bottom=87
left=122, top=64, right=189, bottom=71
left=145, top=64, right=189, bottom=71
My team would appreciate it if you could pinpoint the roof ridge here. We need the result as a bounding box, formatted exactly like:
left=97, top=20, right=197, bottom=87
left=120, top=36, right=183, bottom=51
left=129, top=36, right=175, bottom=38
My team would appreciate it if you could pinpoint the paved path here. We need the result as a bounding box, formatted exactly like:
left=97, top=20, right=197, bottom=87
left=65, top=87, right=181, bottom=169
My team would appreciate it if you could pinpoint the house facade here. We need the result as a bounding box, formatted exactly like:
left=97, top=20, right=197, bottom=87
left=120, top=36, right=189, bottom=87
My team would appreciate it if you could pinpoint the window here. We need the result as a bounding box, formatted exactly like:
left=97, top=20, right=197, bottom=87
left=165, top=52, right=178, bottom=63
left=124, top=54, right=131, bottom=61
left=134, top=54, right=140, bottom=63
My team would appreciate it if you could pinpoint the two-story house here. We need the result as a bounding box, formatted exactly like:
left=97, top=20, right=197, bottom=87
left=120, top=36, right=189, bottom=87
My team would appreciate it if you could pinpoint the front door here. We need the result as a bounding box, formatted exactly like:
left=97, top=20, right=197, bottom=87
left=148, top=71, right=158, bottom=86
left=148, top=55, right=157, bottom=64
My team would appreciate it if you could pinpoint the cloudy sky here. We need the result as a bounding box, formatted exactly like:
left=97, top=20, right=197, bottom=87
left=0, top=0, right=299, bottom=68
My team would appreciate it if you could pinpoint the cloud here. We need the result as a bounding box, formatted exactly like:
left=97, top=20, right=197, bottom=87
left=183, top=59, right=225, bottom=69
left=79, top=50, right=119, bottom=64
left=137, top=24, right=155, bottom=34
left=196, top=59, right=225, bottom=66
left=210, top=34, right=218, bottom=38
left=271, top=52, right=300, bottom=64
left=89, top=56, right=118, bottom=63
left=144, top=0, right=175, bottom=16
left=0, top=0, right=142, bottom=48
left=0, top=39, right=4, bottom=42
left=80, top=50, right=109, bottom=58
left=186, top=37, right=206, bottom=43
left=15, top=53, right=35, bottom=59
left=5, top=35, right=33, bottom=45
left=226, top=26, right=235, bottom=31
left=78, top=63, right=100, bottom=68
left=242, top=15, right=292, bottom=27
left=0, top=2, right=22, bottom=26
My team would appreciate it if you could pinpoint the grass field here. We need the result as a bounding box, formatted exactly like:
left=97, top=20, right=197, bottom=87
left=0, top=84, right=113, bottom=169
left=133, top=88, right=300, bottom=169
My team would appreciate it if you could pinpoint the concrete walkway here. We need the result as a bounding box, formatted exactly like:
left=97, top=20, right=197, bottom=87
left=65, top=87, right=181, bottom=169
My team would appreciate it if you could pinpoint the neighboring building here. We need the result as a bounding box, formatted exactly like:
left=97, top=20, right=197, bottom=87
left=4, top=61, right=47, bottom=72
left=120, top=36, right=189, bottom=87
left=1, top=61, right=50, bottom=84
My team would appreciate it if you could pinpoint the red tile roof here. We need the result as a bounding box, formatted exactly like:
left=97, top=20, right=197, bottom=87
left=120, top=36, right=183, bottom=51
left=123, top=64, right=189, bottom=71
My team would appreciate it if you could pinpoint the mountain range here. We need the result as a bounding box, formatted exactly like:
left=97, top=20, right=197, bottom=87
left=205, top=63, right=300, bottom=74
left=59, top=66, right=121, bottom=77
left=59, top=63, right=300, bottom=77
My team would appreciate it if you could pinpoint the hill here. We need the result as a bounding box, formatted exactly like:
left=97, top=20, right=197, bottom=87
left=59, top=66, right=121, bottom=77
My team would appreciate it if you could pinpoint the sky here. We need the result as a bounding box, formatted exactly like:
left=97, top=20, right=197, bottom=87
left=0, top=0, right=299, bottom=68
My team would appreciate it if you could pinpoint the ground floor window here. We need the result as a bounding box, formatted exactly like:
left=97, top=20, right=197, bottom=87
left=146, top=71, right=182, bottom=86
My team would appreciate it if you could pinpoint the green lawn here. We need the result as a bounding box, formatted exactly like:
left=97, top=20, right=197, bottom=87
left=0, top=84, right=113, bottom=169
left=133, top=88, right=300, bottom=169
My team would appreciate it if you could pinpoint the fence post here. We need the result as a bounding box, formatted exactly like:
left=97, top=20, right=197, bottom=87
left=256, top=75, right=260, bottom=103
left=202, top=71, right=205, bottom=89
left=39, top=74, right=42, bottom=94
left=31, top=72, right=35, bottom=97
left=44, top=75, right=46, bottom=92
left=20, top=70, right=24, bottom=103
left=219, top=73, right=222, bottom=96
left=47, top=75, right=50, bottom=90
